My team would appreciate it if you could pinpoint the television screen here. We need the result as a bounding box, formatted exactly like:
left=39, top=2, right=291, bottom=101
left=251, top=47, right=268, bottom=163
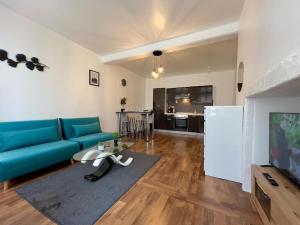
left=269, top=113, right=300, bottom=186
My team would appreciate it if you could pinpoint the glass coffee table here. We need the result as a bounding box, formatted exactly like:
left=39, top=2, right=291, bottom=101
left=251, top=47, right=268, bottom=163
left=73, top=140, right=134, bottom=182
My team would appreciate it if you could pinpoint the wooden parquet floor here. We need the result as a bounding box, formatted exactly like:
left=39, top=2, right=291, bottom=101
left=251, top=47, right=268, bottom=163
left=0, top=133, right=263, bottom=225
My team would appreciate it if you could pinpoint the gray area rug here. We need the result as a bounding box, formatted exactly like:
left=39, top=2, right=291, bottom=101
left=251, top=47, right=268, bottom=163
left=16, top=150, right=160, bottom=225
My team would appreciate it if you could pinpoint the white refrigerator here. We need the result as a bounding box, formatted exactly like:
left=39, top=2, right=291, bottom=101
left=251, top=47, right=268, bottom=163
left=204, top=106, right=243, bottom=183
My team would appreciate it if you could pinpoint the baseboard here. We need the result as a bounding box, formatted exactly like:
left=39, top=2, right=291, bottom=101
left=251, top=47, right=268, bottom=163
left=154, top=129, right=203, bottom=136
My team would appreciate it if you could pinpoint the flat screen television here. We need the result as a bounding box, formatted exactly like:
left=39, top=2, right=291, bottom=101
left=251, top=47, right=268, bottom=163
left=269, top=113, right=300, bottom=187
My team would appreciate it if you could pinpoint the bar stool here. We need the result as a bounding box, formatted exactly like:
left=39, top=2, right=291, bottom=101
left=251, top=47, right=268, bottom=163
left=121, top=120, right=129, bottom=137
left=127, top=116, right=136, bottom=138
left=128, top=114, right=145, bottom=140
left=143, top=114, right=153, bottom=142
left=135, top=116, right=145, bottom=139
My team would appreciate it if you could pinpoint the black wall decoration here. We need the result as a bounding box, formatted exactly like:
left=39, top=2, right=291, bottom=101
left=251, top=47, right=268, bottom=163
left=0, top=49, right=49, bottom=71
left=89, top=70, right=100, bottom=86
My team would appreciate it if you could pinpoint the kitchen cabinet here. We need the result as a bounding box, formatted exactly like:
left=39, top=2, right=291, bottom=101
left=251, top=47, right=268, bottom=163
left=153, top=88, right=165, bottom=111
left=153, top=88, right=166, bottom=129
left=155, top=112, right=165, bottom=129
left=165, top=115, right=175, bottom=130
left=153, top=87, right=206, bottom=133
left=188, top=115, right=204, bottom=133
left=190, top=85, right=213, bottom=105
left=199, top=116, right=204, bottom=133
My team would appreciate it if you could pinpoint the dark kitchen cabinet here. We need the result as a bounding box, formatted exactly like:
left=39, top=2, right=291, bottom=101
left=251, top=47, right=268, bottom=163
left=154, top=112, right=165, bottom=129
left=190, top=85, right=213, bottom=105
left=199, top=116, right=204, bottom=133
left=188, top=115, right=204, bottom=133
left=165, top=115, right=175, bottom=130
left=153, top=88, right=166, bottom=129
left=153, top=88, right=165, bottom=111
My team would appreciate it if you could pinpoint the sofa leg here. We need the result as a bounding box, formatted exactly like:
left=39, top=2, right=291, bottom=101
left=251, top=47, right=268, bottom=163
left=3, top=181, right=9, bottom=191
left=70, top=159, right=75, bottom=165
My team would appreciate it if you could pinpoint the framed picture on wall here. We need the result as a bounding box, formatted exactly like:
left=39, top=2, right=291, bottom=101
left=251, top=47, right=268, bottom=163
left=89, top=70, right=100, bottom=86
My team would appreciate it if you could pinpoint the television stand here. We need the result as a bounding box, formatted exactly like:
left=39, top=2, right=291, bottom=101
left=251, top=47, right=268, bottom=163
left=251, top=165, right=300, bottom=225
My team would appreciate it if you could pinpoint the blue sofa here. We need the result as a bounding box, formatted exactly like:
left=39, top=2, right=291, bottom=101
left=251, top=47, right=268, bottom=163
left=0, top=119, right=80, bottom=184
left=60, top=117, right=115, bottom=150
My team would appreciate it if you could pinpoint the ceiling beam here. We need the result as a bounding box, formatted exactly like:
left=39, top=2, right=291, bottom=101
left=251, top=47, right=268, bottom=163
left=101, top=22, right=239, bottom=64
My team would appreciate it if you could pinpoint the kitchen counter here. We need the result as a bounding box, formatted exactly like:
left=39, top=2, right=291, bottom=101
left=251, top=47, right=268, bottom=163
left=164, top=112, right=204, bottom=116
left=116, top=111, right=153, bottom=114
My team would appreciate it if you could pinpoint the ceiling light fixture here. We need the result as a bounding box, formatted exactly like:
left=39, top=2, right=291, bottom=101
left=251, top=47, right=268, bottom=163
left=151, top=50, right=164, bottom=79
left=158, top=65, right=164, bottom=73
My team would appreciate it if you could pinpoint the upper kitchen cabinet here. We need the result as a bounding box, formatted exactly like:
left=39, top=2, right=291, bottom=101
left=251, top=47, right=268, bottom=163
left=166, top=85, right=213, bottom=113
left=190, top=85, right=213, bottom=105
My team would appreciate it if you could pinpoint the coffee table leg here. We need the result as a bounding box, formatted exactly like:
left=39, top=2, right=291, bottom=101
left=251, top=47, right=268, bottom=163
left=84, top=157, right=113, bottom=182
left=110, top=155, right=133, bottom=166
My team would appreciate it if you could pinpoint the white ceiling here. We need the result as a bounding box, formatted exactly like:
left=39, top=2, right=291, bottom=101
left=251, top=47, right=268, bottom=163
left=118, top=37, right=238, bottom=77
left=0, top=0, right=244, bottom=55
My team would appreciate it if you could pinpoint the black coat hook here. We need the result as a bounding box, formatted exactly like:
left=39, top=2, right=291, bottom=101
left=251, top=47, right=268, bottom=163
left=36, top=64, right=44, bottom=71
left=0, top=50, right=8, bottom=61
left=31, top=57, right=39, bottom=64
left=16, top=54, right=27, bottom=62
left=7, top=59, right=18, bottom=68
left=26, top=61, right=35, bottom=70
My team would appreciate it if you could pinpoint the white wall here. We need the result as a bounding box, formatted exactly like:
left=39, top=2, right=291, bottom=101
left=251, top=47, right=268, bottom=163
left=145, top=70, right=236, bottom=109
left=0, top=5, right=145, bottom=131
left=237, top=0, right=300, bottom=191
left=101, top=65, right=145, bottom=131
left=236, top=0, right=300, bottom=105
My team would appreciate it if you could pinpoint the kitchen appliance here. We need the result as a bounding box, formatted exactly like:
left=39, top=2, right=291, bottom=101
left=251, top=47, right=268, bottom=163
left=167, top=106, right=175, bottom=113
left=204, top=106, right=243, bottom=183
left=174, top=114, right=188, bottom=130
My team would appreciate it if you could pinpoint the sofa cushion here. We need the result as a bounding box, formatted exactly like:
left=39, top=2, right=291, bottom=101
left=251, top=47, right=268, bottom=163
left=0, top=119, right=59, bottom=133
left=72, top=122, right=100, bottom=137
left=0, top=126, right=60, bottom=152
left=60, top=117, right=102, bottom=139
left=0, top=140, right=80, bottom=182
left=70, top=132, right=114, bottom=149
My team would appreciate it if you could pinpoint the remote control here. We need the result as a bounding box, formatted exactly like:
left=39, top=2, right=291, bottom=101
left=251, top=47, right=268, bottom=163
left=263, top=172, right=272, bottom=179
left=269, top=179, right=279, bottom=186
left=262, top=173, right=279, bottom=186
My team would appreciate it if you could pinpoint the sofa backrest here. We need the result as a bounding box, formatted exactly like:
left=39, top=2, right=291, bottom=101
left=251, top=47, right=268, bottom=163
left=0, top=119, right=60, bottom=133
left=0, top=119, right=61, bottom=152
left=60, top=117, right=102, bottom=139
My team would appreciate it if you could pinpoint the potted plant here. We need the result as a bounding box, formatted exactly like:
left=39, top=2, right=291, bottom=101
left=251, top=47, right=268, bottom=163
left=112, top=132, right=119, bottom=146
left=120, top=97, right=127, bottom=112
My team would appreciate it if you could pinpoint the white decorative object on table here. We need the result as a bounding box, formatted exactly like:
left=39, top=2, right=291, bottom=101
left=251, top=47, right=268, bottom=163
left=98, top=144, right=104, bottom=151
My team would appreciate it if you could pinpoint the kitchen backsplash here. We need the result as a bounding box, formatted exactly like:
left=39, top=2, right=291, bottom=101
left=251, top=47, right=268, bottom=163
left=168, top=102, right=208, bottom=113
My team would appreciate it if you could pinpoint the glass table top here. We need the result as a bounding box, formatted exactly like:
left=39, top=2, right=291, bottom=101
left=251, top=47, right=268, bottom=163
left=73, top=140, right=134, bottom=162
